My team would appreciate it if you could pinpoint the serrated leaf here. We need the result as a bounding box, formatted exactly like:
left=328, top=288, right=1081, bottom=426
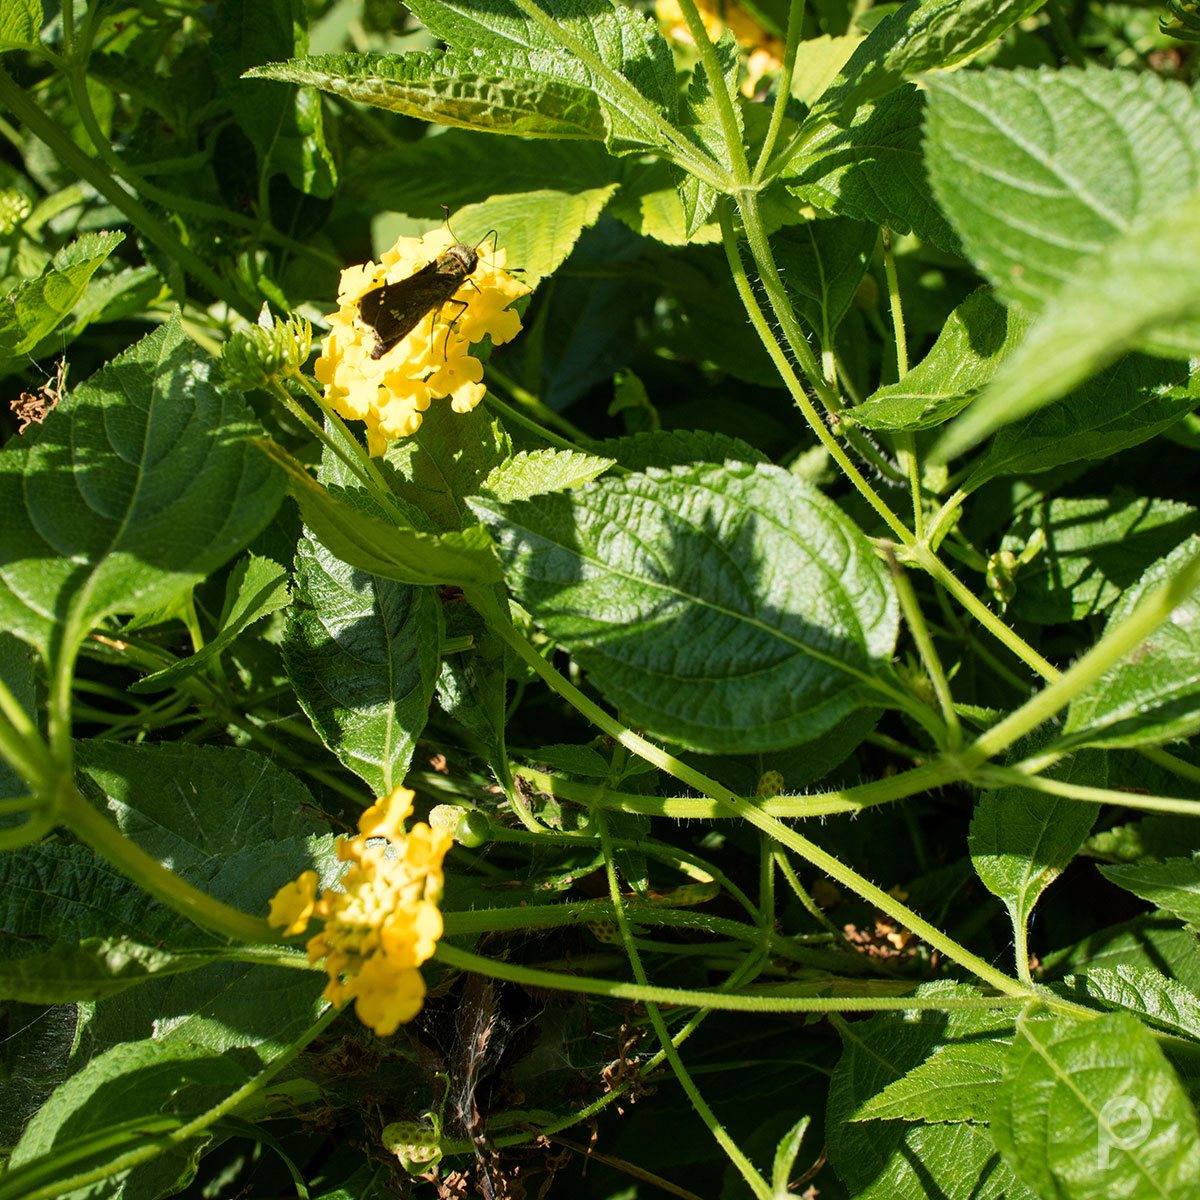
left=852, top=289, right=1027, bottom=431
left=827, top=986, right=1034, bottom=1200
left=1065, top=535, right=1200, bottom=749
left=436, top=599, right=508, bottom=752
left=991, top=1010, right=1200, bottom=1200
left=247, top=50, right=608, bottom=140
left=0, top=0, right=42, bottom=47
left=934, top=192, right=1200, bottom=462
left=383, top=401, right=512, bottom=532
left=853, top=1039, right=1009, bottom=1124
left=805, top=0, right=1044, bottom=126
left=924, top=67, right=1200, bottom=315
left=0, top=939, right=224, bottom=1005
left=772, top=1115, right=812, bottom=1196
left=73, top=741, right=326, bottom=873
left=343, top=131, right=618, bottom=219
left=480, top=449, right=613, bottom=501
left=676, top=32, right=741, bottom=234
left=0, top=318, right=285, bottom=658
left=962, top=355, right=1196, bottom=490
left=283, top=526, right=442, bottom=795
left=402, top=0, right=678, bottom=155
left=470, top=462, right=900, bottom=755
left=131, top=554, right=290, bottom=693
left=1099, top=857, right=1200, bottom=930
left=597, top=429, right=769, bottom=471
left=771, top=217, right=877, bottom=344
left=784, top=86, right=958, bottom=253
left=970, top=747, right=1104, bottom=930
left=1001, top=491, right=1199, bottom=626
left=1060, top=966, right=1200, bottom=1042
left=261, top=440, right=502, bottom=586
left=0, top=230, right=124, bottom=360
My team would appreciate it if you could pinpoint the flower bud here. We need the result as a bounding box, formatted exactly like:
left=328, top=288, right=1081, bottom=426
left=221, top=308, right=312, bottom=390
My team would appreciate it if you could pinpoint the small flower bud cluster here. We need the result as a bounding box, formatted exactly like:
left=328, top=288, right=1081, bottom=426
left=0, top=189, right=31, bottom=236
left=221, top=309, right=312, bottom=391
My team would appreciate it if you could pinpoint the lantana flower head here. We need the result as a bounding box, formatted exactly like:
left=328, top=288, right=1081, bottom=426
left=314, top=229, right=529, bottom=455
left=268, top=785, right=453, bottom=1036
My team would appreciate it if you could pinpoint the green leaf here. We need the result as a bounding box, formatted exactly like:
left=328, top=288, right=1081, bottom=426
left=0, top=318, right=285, bottom=658
left=480, top=448, right=614, bottom=502
left=0, top=938, right=225, bottom=1005
left=1060, top=966, right=1200, bottom=1042
left=851, top=289, right=1027, bottom=431
left=283, top=524, right=442, bottom=795
left=130, top=554, right=290, bottom=693
left=1044, top=914, right=1200, bottom=999
left=0, top=0, right=42, bottom=47
left=772, top=1115, right=812, bottom=1196
left=403, top=0, right=679, bottom=155
left=470, top=462, right=900, bottom=755
left=447, top=185, right=619, bottom=290
left=826, top=986, right=1034, bottom=1199
left=924, top=67, right=1200, bottom=315
left=383, top=393, right=513, bottom=532
left=675, top=32, right=741, bottom=235
left=934, top=193, right=1200, bottom=462
left=342, top=131, right=617, bottom=220
left=991, top=1010, right=1200, bottom=1200
left=261, top=440, right=503, bottom=586
left=0, top=230, right=124, bottom=360
left=962, top=355, right=1196, bottom=490
left=0, top=842, right=209, bottom=957
left=852, top=1039, right=1009, bottom=1124
left=1001, top=491, right=1199, bottom=626
left=73, top=741, right=327, bottom=874
left=1065, top=535, right=1200, bottom=749
left=805, top=0, right=1044, bottom=126
left=771, top=217, right=878, bottom=344
left=247, top=50, right=609, bottom=141
left=1099, top=857, right=1200, bottom=930
left=214, top=0, right=337, bottom=197
left=436, top=599, right=508, bottom=752
left=969, top=748, right=1105, bottom=930
left=597, top=429, right=769, bottom=471
left=783, top=87, right=958, bottom=253
left=0, top=631, right=35, bottom=803
left=3, top=1040, right=249, bottom=1200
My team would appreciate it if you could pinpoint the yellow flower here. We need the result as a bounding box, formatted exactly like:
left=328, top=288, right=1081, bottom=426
left=268, top=870, right=318, bottom=936
left=655, top=0, right=783, bottom=96
left=314, top=229, right=530, bottom=455
left=266, top=785, right=453, bottom=1035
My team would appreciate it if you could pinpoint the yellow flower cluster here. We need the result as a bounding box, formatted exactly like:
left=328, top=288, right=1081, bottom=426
left=268, top=785, right=453, bottom=1036
left=314, top=230, right=529, bottom=455
left=656, top=0, right=783, bottom=96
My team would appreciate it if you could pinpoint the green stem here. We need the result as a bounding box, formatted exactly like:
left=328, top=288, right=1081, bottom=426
left=436, top=942, right=1027, bottom=1015
left=0, top=67, right=254, bottom=321
left=719, top=201, right=913, bottom=542
left=63, top=784, right=278, bottom=943
left=675, top=0, right=751, bottom=187
left=482, top=608, right=1026, bottom=996
left=960, top=543, right=1200, bottom=771
left=484, top=366, right=602, bottom=450
left=886, top=546, right=961, bottom=749
left=981, top=764, right=1200, bottom=820
left=881, top=228, right=923, bottom=539
left=597, top=808, right=773, bottom=1200
left=513, top=759, right=955, bottom=819
left=752, top=0, right=807, bottom=183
